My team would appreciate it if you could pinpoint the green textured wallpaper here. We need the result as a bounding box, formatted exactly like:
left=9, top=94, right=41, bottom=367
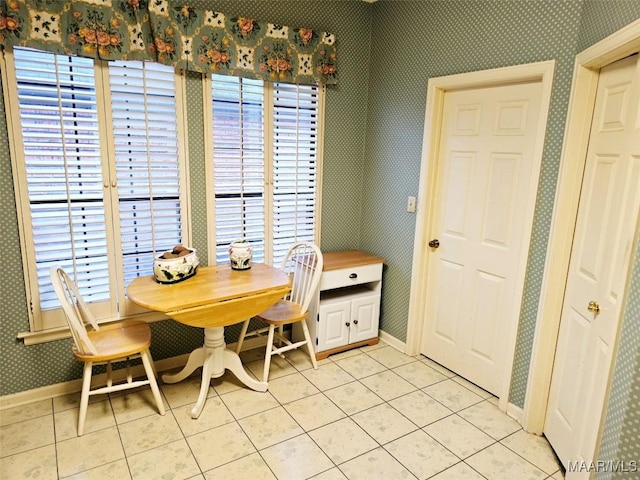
left=1, top=0, right=639, bottom=469
left=362, top=0, right=583, bottom=359
left=578, top=0, right=640, bottom=51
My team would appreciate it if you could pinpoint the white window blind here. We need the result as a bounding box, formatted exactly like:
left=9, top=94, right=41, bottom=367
left=212, top=75, right=266, bottom=264
left=272, top=82, right=319, bottom=262
left=12, top=49, right=110, bottom=317
left=109, top=60, right=184, bottom=286
left=6, top=47, right=188, bottom=331
left=210, top=75, right=322, bottom=267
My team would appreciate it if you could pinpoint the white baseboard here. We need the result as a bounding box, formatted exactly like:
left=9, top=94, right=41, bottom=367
left=0, top=336, right=271, bottom=411
left=378, top=330, right=407, bottom=353
left=507, top=402, right=525, bottom=427
left=0, top=353, right=190, bottom=410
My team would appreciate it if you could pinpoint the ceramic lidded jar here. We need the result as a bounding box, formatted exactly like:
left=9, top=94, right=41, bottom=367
left=153, top=246, right=199, bottom=283
left=229, top=239, right=253, bottom=270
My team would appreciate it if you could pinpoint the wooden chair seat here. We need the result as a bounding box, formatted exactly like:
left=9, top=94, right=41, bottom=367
left=256, top=300, right=306, bottom=326
left=73, top=320, right=152, bottom=362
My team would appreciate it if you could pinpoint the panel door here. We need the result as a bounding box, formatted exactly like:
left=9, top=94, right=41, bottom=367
left=349, top=294, right=380, bottom=343
left=317, top=298, right=350, bottom=352
left=421, top=81, right=543, bottom=395
left=544, top=54, right=640, bottom=472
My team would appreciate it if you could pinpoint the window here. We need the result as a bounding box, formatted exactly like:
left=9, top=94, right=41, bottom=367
left=208, top=74, right=323, bottom=266
left=3, top=47, right=189, bottom=332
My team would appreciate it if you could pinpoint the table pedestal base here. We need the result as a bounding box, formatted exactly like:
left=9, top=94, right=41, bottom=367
left=162, top=327, right=268, bottom=418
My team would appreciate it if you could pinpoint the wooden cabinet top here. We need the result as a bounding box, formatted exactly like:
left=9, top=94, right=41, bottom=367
left=322, top=250, right=386, bottom=271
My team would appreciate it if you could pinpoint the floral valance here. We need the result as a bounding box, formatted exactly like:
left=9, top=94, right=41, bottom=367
left=0, top=0, right=337, bottom=85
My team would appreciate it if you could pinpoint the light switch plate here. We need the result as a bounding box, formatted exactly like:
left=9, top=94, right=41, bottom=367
left=407, top=196, right=416, bottom=213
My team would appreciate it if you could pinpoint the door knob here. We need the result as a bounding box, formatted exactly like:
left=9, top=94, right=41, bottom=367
left=587, top=301, right=600, bottom=314
left=428, top=239, right=440, bottom=248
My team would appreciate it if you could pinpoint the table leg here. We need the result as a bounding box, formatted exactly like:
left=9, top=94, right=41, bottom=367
left=223, top=349, right=268, bottom=392
left=190, top=347, right=215, bottom=419
left=162, top=347, right=206, bottom=384
left=166, top=327, right=267, bottom=419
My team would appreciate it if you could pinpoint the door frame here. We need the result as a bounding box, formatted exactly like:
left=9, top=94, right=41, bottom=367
left=406, top=60, right=556, bottom=410
left=524, top=18, right=640, bottom=434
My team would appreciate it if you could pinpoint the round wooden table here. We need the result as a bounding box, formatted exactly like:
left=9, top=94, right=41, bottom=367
left=127, top=263, right=290, bottom=418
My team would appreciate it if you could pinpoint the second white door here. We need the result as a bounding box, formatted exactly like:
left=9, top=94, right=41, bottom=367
left=544, top=53, right=640, bottom=473
left=421, top=81, right=543, bottom=395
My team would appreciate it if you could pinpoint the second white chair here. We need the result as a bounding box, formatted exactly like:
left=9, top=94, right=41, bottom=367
left=235, top=242, right=323, bottom=382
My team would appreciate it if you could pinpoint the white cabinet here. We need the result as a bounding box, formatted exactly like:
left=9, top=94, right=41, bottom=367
left=317, top=288, right=380, bottom=352
left=294, top=251, right=385, bottom=360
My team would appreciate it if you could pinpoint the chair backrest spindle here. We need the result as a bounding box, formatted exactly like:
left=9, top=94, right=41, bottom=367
left=50, top=267, right=100, bottom=356
left=280, top=242, right=323, bottom=313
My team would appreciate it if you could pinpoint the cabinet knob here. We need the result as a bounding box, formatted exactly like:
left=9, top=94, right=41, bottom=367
left=349, top=273, right=358, bottom=279
left=353, top=320, right=358, bottom=325
left=345, top=322, right=350, bottom=327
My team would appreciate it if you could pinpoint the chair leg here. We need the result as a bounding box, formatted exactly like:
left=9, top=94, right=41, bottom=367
left=301, top=320, right=318, bottom=370
left=235, top=319, right=251, bottom=354
left=78, top=361, right=93, bottom=436
left=262, top=324, right=276, bottom=383
left=277, top=325, right=284, bottom=347
left=149, top=355, right=160, bottom=380
left=140, top=349, right=165, bottom=416
left=106, top=361, right=113, bottom=388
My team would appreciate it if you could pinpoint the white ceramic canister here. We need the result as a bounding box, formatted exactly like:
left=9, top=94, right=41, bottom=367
left=229, top=239, right=253, bottom=270
left=153, top=247, right=199, bottom=283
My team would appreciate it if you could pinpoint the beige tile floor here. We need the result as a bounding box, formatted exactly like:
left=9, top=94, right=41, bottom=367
left=0, top=343, right=565, bottom=480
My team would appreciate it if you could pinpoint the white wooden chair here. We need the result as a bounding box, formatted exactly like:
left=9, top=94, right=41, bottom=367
left=235, top=242, right=323, bottom=382
left=50, top=266, right=165, bottom=436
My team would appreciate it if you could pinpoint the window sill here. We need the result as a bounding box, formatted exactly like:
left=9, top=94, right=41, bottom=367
left=17, top=311, right=168, bottom=345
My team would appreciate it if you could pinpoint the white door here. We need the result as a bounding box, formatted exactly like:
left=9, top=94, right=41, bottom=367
left=544, top=54, right=640, bottom=472
left=421, top=81, right=543, bottom=396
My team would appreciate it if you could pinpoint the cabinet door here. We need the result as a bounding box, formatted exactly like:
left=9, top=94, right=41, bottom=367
left=349, top=294, right=380, bottom=343
left=317, top=299, right=351, bottom=352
